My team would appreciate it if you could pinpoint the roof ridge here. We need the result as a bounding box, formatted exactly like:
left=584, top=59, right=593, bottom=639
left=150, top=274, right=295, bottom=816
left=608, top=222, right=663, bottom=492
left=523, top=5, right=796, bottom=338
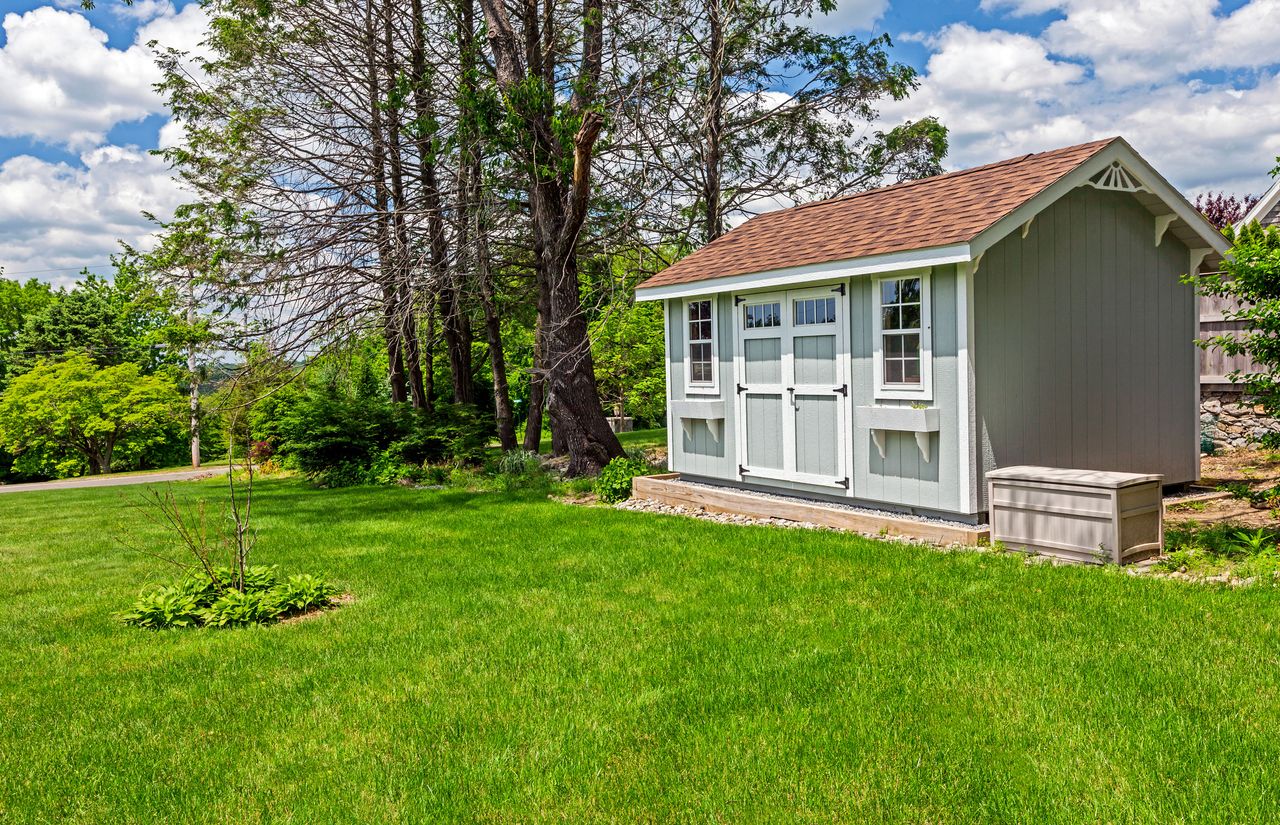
left=782, top=136, right=1118, bottom=214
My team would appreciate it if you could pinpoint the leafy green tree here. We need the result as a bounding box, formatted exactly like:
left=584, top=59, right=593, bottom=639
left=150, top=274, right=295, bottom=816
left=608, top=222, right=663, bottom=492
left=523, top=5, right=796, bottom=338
left=591, top=300, right=667, bottom=427
left=0, top=276, right=54, bottom=389
left=1199, top=221, right=1280, bottom=442
left=0, top=353, right=182, bottom=476
left=7, top=270, right=179, bottom=378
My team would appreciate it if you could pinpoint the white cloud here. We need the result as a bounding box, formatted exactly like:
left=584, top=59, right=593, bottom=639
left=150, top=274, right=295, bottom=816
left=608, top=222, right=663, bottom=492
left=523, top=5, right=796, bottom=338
left=881, top=19, right=1280, bottom=196
left=978, top=0, right=1280, bottom=87
left=0, top=3, right=208, bottom=150
left=0, top=146, right=187, bottom=286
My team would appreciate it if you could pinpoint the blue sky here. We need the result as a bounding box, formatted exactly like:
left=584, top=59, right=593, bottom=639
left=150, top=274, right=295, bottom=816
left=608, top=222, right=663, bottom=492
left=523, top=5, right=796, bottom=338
left=0, top=0, right=1277, bottom=285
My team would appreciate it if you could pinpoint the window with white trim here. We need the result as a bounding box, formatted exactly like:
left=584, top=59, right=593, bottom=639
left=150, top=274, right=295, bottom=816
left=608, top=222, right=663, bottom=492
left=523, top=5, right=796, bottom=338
left=686, top=298, right=717, bottom=391
left=794, top=296, right=836, bottom=326
left=873, top=272, right=931, bottom=399
left=743, top=301, right=781, bottom=329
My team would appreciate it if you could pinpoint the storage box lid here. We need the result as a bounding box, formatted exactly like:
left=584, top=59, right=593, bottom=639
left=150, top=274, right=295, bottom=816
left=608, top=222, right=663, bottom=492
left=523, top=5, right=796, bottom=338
left=986, top=465, right=1163, bottom=489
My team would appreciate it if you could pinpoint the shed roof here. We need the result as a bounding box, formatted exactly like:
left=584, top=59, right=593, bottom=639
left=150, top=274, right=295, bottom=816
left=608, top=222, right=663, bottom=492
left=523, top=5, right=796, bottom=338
left=1243, top=175, right=1280, bottom=227
left=638, top=138, right=1119, bottom=292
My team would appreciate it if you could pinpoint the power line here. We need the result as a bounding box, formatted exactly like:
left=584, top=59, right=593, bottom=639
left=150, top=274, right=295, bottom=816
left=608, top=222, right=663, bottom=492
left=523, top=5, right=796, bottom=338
left=0, top=264, right=115, bottom=276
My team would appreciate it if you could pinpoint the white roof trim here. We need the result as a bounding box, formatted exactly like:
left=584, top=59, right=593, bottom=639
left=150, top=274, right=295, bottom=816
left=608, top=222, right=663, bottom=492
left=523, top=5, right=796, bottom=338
left=634, top=243, right=971, bottom=301
left=1243, top=176, right=1280, bottom=225
left=971, top=139, right=1231, bottom=260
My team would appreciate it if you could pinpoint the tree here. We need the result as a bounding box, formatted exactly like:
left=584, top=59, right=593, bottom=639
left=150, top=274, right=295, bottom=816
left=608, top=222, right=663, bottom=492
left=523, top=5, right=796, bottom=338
left=0, top=276, right=54, bottom=389
left=0, top=353, right=182, bottom=475
left=591, top=298, right=667, bottom=426
left=6, top=271, right=178, bottom=378
left=478, top=0, right=628, bottom=474
left=633, top=0, right=946, bottom=244
left=1195, top=192, right=1261, bottom=230
left=1198, top=222, right=1280, bottom=440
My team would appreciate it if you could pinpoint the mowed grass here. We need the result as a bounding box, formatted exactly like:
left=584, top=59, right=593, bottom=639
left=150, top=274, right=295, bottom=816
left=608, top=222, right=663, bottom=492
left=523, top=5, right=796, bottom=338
left=526, top=426, right=668, bottom=455
left=2, top=479, right=1279, bottom=823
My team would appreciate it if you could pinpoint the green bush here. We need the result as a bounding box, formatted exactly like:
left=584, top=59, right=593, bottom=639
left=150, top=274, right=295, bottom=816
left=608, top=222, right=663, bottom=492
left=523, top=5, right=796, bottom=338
left=121, top=567, right=341, bottom=630
left=118, top=584, right=205, bottom=629
left=595, top=456, right=650, bottom=504
left=492, top=449, right=549, bottom=492
left=274, top=384, right=492, bottom=485
left=202, top=589, right=283, bottom=627
left=272, top=574, right=340, bottom=614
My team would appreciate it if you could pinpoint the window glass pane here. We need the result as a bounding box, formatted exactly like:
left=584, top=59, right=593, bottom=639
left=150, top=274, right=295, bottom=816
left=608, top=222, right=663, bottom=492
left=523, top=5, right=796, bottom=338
left=900, top=277, right=921, bottom=303
left=881, top=280, right=899, bottom=305
left=885, top=333, right=903, bottom=357
left=689, top=322, right=700, bottom=340
left=901, top=332, right=920, bottom=358
left=901, top=303, right=921, bottom=329
left=885, top=359, right=903, bottom=384
left=823, top=298, right=835, bottom=323
left=700, top=320, right=712, bottom=340
left=882, top=306, right=900, bottom=330
left=903, top=358, right=921, bottom=383
left=745, top=301, right=781, bottom=328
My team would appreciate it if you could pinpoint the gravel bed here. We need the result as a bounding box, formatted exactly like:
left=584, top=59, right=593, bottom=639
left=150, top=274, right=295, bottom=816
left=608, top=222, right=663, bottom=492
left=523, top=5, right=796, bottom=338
left=676, top=479, right=983, bottom=531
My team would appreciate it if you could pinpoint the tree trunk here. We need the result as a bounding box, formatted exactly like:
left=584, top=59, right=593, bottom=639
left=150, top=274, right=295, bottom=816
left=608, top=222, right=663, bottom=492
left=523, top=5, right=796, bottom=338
left=363, top=0, right=407, bottom=403
left=522, top=285, right=548, bottom=453
left=422, top=298, right=436, bottom=414
left=478, top=0, right=622, bottom=475
left=702, top=0, right=728, bottom=242
left=187, top=281, right=200, bottom=469
left=379, top=0, right=425, bottom=408
left=411, top=0, right=473, bottom=406
left=541, top=234, right=620, bottom=473
left=456, top=0, right=515, bottom=449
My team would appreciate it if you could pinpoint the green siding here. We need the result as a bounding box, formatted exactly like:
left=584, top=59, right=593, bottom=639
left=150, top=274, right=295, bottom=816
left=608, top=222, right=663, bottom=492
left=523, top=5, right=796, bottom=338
left=974, top=186, right=1197, bottom=503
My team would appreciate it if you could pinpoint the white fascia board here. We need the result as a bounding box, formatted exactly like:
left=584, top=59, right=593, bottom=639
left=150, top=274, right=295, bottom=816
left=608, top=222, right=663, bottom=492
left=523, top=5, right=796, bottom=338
left=634, top=243, right=972, bottom=302
left=1243, top=177, right=1280, bottom=225
left=970, top=139, right=1232, bottom=261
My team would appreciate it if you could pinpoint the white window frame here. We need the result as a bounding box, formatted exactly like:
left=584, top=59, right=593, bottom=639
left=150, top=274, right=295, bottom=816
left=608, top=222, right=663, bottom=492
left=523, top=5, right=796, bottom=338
left=872, top=268, right=933, bottom=401
left=684, top=296, right=719, bottom=395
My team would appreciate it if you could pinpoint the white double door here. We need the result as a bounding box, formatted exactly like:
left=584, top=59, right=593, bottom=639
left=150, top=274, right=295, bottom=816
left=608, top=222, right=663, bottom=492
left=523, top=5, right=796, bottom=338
left=734, top=285, right=849, bottom=490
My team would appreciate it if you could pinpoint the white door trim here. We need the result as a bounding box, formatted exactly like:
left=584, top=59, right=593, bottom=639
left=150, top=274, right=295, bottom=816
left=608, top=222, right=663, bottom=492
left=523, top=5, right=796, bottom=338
left=733, top=282, right=851, bottom=491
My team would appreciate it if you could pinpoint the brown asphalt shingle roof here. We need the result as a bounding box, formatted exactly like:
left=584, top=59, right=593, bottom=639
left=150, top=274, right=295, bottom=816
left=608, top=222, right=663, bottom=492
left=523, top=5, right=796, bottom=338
left=638, top=137, right=1118, bottom=291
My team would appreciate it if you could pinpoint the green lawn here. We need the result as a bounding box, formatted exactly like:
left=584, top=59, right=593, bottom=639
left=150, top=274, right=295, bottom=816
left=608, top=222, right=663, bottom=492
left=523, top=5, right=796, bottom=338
left=526, top=426, right=667, bottom=455
left=2, top=478, right=1279, bottom=822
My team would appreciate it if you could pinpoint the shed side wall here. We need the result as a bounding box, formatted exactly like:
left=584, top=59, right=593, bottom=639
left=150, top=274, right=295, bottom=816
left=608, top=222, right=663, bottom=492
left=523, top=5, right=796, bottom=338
left=974, top=186, right=1197, bottom=507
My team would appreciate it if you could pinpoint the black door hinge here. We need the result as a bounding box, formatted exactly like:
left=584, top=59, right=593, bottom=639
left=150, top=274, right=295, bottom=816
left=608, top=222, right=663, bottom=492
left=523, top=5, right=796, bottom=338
left=736, top=383, right=746, bottom=394
left=739, top=465, right=749, bottom=475
left=734, top=295, right=746, bottom=306
left=831, top=283, right=846, bottom=296
left=833, top=384, right=848, bottom=396
left=838, top=477, right=849, bottom=489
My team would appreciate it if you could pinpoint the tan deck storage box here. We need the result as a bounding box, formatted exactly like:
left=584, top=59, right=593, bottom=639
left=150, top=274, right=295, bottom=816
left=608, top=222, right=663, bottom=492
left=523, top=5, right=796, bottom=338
left=987, top=466, right=1163, bottom=564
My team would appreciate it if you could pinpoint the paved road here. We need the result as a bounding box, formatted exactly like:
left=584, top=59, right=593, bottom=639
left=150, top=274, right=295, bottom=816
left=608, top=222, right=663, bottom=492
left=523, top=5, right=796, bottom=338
left=0, top=467, right=228, bottom=495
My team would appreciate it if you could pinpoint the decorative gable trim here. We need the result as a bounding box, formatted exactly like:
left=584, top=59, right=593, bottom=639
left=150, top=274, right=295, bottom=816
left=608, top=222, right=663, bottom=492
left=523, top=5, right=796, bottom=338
left=1086, top=161, right=1149, bottom=194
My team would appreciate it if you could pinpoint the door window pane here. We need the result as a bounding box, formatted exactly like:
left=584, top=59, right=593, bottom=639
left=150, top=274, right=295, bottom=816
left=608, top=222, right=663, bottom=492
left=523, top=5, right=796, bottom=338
left=744, top=301, right=781, bottom=329
left=794, top=297, right=836, bottom=326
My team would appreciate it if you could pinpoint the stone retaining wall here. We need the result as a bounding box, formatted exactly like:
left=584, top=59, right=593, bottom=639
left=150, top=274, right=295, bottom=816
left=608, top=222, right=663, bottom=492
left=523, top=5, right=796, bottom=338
left=1201, top=391, right=1280, bottom=451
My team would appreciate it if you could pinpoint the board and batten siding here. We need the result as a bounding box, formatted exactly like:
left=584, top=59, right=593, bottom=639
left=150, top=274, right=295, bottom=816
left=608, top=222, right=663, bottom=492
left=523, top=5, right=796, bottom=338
left=850, top=265, right=964, bottom=514
left=666, top=293, right=735, bottom=478
left=974, top=185, right=1197, bottom=507
left=665, top=265, right=969, bottom=517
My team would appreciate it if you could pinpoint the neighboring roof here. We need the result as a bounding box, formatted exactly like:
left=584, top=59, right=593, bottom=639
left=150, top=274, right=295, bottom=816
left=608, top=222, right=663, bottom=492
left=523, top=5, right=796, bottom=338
left=636, top=137, right=1231, bottom=299
left=1243, top=175, right=1280, bottom=227
left=638, top=138, right=1118, bottom=292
